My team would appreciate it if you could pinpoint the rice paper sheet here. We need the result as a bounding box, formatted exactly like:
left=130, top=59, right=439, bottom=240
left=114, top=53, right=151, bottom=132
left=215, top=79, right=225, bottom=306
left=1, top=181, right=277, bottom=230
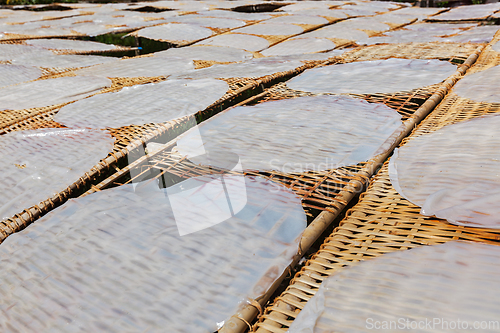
left=55, top=79, right=229, bottom=129
left=172, top=57, right=302, bottom=80
left=0, top=76, right=111, bottom=111
left=261, top=38, right=336, bottom=57
left=493, top=41, right=500, bottom=53
left=0, top=64, right=42, bottom=88
left=25, top=38, right=119, bottom=51
left=287, top=58, right=456, bottom=95
left=74, top=56, right=194, bottom=78
left=389, top=114, right=500, bottom=228
left=176, top=95, right=403, bottom=173
left=430, top=2, right=500, bottom=21
left=0, top=128, right=114, bottom=221
left=136, top=23, right=213, bottom=42
left=289, top=241, right=500, bottom=333
left=0, top=43, right=53, bottom=61
left=163, top=16, right=246, bottom=29
left=0, top=175, right=306, bottom=332
left=265, top=15, right=329, bottom=25
left=154, top=45, right=253, bottom=62
left=11, top=53, right=116, bottom=69
left=195, top=33, right=270, bottom=52
left=453, top=65, right=500, bottom=103
left=232, top=23, right=303, bottom=36
left=443, top=25, right=500, bottom=43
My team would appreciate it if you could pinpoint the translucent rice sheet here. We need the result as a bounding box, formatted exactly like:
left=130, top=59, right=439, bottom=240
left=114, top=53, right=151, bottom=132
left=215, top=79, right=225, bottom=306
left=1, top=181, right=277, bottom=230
left=264, top=14, right=329, bottom=25
left=0, top=64, right=42, bottom=88
left=196, top=9, right=272, bottom=21
left=55, top=78, right=228, bottom=129
left=171, top=58, right=302, bottom=80
left=405, top=22, right=476, bottom=33
left=287, top=58, right=457, bottom=95
left=390, top=6, right=446, bottom=20
left=289, top=241, right=500, bottom=333
left=443, top=25, right=500, bottom=43
left=153, top=45, right=253, bottom=62
left=0, top=24, right=74, bottom=38
left=25, top=38, right=119, bottom=51
left=0, top=128, right=114, bottom=221
left=265, top=49, right=345, bottom=62
left=279, top=2, right=334, bottom=12
left=357, top=30, right=441, bottom=45
left=299, top=27, right=358, bottom=41
left=163, top=16, right=246, bottom=29
left=358, top=22, right=476, bottom=44
left=493, top=41, right=500, bottom=53
left=0, top=43, right=53, bottom=61
left=136, top=23, right=213, bottom=42
left=176, top=95, right=403, bottom=173
left=261, top=37, right=336, bottom=57
left=0, top=175, right=306, bottom=332
left=286, top=8, right=348, bottom=19
left=430, top=2, right=500, bottom=21
left=453, top=65, right=500, bottom=103
left=74, top=56, right=194, bottom=78
left=11, top=53, right=117, bottom=69
left=389, top=114, right=500, bottom=228
left=0, top=76, right=111, bottom=111
left=195, top=33, right=269, bottom=52
left=232, top=23, right=304, bottom=36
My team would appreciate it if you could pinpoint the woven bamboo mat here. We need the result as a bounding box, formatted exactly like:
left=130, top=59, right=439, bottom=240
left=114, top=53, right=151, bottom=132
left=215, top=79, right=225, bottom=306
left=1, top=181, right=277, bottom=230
left=252, top=38, right=499, bottom=333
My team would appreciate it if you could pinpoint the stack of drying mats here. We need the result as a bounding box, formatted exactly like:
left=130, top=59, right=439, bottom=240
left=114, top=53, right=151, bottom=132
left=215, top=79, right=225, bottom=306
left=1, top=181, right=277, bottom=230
left=1, top=0, right=500, bottom=332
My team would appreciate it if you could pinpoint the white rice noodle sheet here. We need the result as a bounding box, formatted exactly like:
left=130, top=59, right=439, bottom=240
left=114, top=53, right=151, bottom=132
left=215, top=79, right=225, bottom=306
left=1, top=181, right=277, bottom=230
left=430, top=2, right=500, bottom=21
left=136, top=23, right=213, bottom=42
left=176, top=95, right=404, bottom=173
left=171, top=57, right=302, bottom=80
left=0, top=64, right=42, bottom=88
left=287, top=58, right=457, bottom=95
left=74, top=56, right=194, bottom=78
left=232, top=23, right=304, bottom=36
left=289, top=241, right=500, bottom=332
left=0, top=128, right=114, bottom=221
left=55, top=78, right=229, bottom=129
left=453, top=65, right=500, bottom=103
left=0, top=76, right=111, bottom=111
left=0, top=174, right=306, bottom=332
left=25, top=38, right=119, bottom=51
left=195, top=33, right=270, bottom=52
left=261, top=37, right=336, bottom=57
left=153, top=45, right=253, bottom=62
left=11, top=53, right=117, bottom=69
left=389, top=114, right=500, bottom=228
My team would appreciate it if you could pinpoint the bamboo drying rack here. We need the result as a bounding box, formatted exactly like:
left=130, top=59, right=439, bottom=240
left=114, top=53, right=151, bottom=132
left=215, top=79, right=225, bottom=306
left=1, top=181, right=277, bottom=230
left=252, top=34, right=500, bottom=333
left=0, top=56, right=337, bottom=244
left=75, top=42, right=484, bottom=333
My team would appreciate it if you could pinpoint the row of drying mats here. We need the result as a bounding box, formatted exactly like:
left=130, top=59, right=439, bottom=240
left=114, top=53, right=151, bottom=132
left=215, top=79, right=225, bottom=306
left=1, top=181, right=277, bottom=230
left=1, top=1, right=500, bottom=332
